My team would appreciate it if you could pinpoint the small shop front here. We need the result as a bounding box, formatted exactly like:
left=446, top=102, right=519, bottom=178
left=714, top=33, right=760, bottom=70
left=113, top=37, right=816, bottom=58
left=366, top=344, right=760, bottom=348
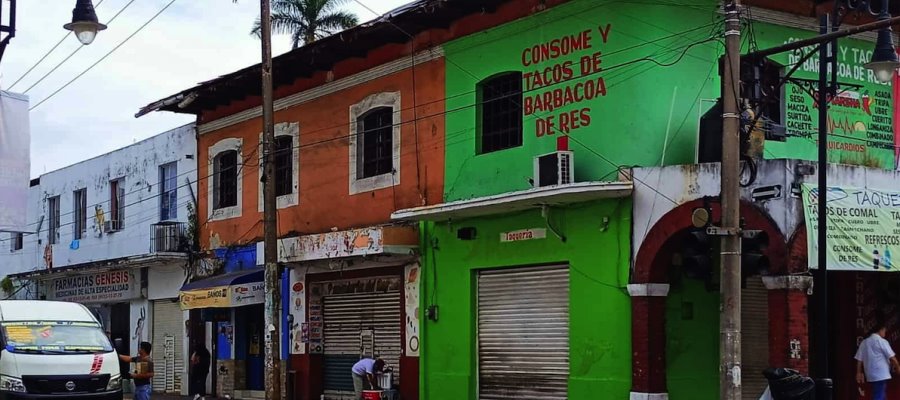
left=38, top=268, right=149, bottom=358
left=179, top=268, right=266, bottom=399
left=274, top=225, right=420, bottom=400
left=391, top=184, right=634, bottom=400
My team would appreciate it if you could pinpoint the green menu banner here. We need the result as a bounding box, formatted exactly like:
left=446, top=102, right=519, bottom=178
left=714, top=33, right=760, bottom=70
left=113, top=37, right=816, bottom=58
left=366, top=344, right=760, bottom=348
left=803, top=184, right=900, bottom=271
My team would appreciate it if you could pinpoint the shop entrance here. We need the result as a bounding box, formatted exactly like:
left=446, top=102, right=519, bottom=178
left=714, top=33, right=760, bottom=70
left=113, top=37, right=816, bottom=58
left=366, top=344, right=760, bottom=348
left=235, top=304, right=265, bottom=392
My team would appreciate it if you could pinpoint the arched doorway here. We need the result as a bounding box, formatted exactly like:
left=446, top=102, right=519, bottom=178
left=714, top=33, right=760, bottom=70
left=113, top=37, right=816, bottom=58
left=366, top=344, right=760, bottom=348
left=630, top=198, right=787, bottom=399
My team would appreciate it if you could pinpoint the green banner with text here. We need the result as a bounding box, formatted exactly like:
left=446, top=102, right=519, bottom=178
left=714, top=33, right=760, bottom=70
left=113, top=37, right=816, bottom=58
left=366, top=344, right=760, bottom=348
left=803, top=184, right=900, bottom=271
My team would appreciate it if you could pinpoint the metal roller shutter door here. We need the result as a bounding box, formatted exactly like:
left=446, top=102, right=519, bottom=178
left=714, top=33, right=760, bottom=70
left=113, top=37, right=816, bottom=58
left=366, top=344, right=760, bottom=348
left=478, top=265, right=569, bottom=400
left=742, top=277, right=770, bottom=400
left=323, top=291, right=401, bottom=400
left=151, top=300, right=184, bottom=394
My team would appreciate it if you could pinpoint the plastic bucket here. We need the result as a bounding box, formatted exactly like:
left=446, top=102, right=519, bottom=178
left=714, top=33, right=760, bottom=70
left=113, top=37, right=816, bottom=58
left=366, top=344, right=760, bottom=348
left=362, top=390, right=382, bottom=400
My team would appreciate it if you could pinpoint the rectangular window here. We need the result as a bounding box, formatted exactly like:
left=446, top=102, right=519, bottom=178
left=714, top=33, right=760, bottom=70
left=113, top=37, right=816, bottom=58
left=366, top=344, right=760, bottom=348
left=48, top=196, right=60, bottom=244
left=159, top=163, right=178, bottom=220
left=73, top=189, right=87, bottom=240
left=10, top=233, right=23, bottom=252
left=110, top=179, right=124, bottom=230
left=357, top=107, right=394, bottom=179
left=274, top=136, right=293, bottom=197
left=478, top=72, right=523, bottom=154
left=214, top=151, right=238, bottom=209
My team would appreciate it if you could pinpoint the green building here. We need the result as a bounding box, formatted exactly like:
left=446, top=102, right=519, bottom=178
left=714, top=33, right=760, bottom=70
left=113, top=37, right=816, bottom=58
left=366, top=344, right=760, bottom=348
left=391, top=0, right=897, bottom=399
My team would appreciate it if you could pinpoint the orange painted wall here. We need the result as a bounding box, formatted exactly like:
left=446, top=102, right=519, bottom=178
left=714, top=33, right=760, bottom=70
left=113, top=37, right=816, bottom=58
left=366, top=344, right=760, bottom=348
left=196, top=59, right=445, bottom=249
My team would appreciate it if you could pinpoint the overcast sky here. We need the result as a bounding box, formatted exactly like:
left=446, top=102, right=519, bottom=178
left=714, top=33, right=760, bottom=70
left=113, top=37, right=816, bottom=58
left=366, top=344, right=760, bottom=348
left=1, top=0, right=408, bottom=177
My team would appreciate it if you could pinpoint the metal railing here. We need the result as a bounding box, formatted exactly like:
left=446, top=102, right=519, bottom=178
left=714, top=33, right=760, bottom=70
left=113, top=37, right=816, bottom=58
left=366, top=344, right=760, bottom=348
left=150, top=222, right=187, bottom=253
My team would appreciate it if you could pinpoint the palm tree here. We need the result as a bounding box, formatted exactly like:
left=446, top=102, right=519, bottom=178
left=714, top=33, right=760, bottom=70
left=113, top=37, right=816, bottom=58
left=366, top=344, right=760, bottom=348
left=251, top=0, right=359, bottom=49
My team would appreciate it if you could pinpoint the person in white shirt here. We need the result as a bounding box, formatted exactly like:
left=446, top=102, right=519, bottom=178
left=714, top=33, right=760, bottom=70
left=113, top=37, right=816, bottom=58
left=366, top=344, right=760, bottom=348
left=351, top=357, right=385, bottom=399
left=856, top=323, right=900, bottom=400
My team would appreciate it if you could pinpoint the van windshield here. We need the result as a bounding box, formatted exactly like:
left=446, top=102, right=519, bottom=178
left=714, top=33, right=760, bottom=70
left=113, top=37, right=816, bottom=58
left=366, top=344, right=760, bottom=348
left=1, top=321, right=113, bottom=354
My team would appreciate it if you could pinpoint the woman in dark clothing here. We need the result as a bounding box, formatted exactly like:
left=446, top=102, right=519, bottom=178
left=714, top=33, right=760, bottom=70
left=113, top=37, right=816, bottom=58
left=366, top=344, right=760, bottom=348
left=190, top=342, right=211, bottom=400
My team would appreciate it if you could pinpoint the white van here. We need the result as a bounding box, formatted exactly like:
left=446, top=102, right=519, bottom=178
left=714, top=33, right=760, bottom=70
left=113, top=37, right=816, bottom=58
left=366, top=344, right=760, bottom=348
left=0, top=300, right=122, bottom=399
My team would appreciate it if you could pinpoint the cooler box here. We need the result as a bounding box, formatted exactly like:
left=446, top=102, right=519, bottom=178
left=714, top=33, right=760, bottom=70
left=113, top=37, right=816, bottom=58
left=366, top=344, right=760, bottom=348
left=362, top=391, right=381, bottom=400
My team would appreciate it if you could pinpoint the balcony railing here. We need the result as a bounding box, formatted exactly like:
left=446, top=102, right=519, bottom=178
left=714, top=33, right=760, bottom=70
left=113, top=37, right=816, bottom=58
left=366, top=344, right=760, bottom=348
left=150, top=222, right=188, bottom=253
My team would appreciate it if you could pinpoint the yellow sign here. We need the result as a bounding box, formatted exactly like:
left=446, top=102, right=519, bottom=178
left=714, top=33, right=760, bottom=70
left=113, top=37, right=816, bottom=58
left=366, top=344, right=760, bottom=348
left=179, top=286, right=230, bottom=310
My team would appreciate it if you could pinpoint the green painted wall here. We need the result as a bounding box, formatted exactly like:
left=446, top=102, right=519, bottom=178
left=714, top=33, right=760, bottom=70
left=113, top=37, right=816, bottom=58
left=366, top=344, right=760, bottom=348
left=419, top=200, right=632, bottom=400
left=443, top=0, right=721, bottom=201
left=665, top=276, right=720, bottom=400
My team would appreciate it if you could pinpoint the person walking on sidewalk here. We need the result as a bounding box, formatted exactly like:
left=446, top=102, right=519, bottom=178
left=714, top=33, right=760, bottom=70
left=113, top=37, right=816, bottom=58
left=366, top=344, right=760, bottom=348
left=351, top=357, right=385, bottom=400
left=120, top=342, right=155, bottom=400
left=856, top=322, right=900, bottom=400
left=190, top=342, right=211, bottom=400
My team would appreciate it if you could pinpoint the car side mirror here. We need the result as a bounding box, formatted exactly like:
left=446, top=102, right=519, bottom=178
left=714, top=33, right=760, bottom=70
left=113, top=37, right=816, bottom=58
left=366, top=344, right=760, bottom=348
left=114, top=338, right=123, bottom=351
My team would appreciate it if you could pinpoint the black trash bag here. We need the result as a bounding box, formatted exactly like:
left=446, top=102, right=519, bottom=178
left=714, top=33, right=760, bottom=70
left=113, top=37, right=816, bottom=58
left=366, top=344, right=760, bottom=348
left=763, top=368, right=815, bottom=400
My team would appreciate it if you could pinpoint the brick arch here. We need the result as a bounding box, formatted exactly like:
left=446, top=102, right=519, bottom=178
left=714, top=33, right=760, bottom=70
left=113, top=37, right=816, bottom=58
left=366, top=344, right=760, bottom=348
left=786, top=224, right=808, bottom=275
left=630, top=198, right=788, bottom=395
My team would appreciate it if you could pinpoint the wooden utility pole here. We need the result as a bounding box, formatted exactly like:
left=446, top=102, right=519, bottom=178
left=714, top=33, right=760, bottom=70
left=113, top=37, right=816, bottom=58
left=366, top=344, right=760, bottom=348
left=259, top=0, right=282, bottom=398
left=720, top=1, right=742, bottom=399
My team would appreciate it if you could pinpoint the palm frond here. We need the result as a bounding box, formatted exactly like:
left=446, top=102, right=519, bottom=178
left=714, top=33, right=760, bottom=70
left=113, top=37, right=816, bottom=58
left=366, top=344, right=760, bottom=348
left=315, top=11, right=358, bottom=32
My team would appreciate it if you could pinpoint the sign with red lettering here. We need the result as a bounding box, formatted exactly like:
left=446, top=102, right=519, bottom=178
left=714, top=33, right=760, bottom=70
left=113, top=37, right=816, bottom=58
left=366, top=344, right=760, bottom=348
left=500, top=228, right=548, bottom=243
left=521, top=25, right=613, bottom=137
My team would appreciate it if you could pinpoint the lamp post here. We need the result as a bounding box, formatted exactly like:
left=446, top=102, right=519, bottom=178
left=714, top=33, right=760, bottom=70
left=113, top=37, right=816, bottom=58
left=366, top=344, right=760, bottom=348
left=63, top=0, right=107, bottom=45
left=0, top=0, right=15, bottom=63
left=814, top=1, right=896, bottom=399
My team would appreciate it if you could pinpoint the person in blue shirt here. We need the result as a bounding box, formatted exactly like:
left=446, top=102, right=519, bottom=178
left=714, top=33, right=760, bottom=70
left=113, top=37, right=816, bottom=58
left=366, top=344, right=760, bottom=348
left=351, top=357, right=385, bottom=399
left=856, top=322, right=900, bottom=400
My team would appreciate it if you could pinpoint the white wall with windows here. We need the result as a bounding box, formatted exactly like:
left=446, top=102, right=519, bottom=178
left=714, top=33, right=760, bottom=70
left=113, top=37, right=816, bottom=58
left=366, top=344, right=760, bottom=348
left=0, top=124, right=197, bottom=275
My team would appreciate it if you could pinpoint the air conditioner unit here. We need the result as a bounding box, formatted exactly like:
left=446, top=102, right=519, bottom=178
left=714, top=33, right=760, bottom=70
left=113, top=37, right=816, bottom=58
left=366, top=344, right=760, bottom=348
left=533, top=151, right=574, bottom=187
left=103, top=220, right=121, bottom=233
left=154, top=224, right=180, bottom=253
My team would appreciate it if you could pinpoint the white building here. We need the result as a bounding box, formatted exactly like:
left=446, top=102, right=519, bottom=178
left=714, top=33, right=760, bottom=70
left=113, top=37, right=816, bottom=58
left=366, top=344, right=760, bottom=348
left=0, top=123, right=197, bottom=395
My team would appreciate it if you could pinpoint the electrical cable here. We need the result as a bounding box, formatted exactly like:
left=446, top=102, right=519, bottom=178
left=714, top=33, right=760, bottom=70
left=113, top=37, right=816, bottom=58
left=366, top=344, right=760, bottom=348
left=20, top=0, right=137, bottom=94
left=6, top=0, right=108, bottom=91
left=29, top=0, right=178, bottom=111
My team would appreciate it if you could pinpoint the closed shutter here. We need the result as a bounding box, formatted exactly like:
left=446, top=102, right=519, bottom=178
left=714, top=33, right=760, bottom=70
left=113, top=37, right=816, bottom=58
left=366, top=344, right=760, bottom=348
left=323, top=291, right=401, bottom=400
left=478, top=265, right=569, bottom=400
left=742, top=277, right=769, bottom=400
left=151, top=300, right=184, bottom=394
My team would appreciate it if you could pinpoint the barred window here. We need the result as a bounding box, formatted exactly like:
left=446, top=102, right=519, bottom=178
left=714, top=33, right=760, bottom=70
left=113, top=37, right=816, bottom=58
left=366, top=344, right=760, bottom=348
left=478, top=72, right=523, bottom=154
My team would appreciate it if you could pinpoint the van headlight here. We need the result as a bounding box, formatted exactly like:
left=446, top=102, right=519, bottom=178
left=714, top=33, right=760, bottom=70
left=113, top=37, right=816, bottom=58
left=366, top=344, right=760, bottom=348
left=107, top=374, right=122, bottom=391
left=0, top=375, right=26, bottom=392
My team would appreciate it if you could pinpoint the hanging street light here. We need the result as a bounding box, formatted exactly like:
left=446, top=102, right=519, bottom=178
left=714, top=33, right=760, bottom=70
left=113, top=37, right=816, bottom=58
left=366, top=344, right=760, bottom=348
left=63, top=0, right=106, bottom=45
left=863, top=15, right=900, bottom=83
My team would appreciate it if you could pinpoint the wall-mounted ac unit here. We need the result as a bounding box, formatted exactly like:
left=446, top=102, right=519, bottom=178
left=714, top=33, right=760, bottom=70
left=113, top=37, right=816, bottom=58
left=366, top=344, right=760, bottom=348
left=103, top=220, right=121, bottom=233
left=534, top=151, right=574, bottom=187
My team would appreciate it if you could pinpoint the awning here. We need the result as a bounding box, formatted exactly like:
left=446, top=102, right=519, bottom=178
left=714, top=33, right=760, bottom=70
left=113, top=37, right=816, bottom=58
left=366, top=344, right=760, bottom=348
left=179, top=269, right=265, bottom=310
left=391, top=181, right=633, bottom=222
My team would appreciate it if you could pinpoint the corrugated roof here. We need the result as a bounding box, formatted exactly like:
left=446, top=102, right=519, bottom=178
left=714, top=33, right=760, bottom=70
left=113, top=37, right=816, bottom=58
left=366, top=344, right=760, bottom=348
left=137, top=0, right=506, bottom=117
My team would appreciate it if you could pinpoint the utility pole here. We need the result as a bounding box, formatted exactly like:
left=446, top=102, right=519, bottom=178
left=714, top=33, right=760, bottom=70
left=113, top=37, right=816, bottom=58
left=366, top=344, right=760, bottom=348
left=720, top=1, right=742, bottom=399
left=259, top=0, right=282, bottom=398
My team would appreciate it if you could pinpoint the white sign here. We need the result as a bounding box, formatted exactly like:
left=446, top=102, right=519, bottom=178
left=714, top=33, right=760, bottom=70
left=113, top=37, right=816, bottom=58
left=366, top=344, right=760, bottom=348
left=500, top=228, right=547, bottom=242
left=47, top=270, right=140, bottom=304
left=231, top=282, right=265, bottom=306
left=0, top=91, right=30, bottom=232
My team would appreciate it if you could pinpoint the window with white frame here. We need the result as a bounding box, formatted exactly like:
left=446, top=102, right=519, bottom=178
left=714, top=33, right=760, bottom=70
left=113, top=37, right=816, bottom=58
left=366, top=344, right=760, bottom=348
left=47, top=196, right=60, bottom=244
left=258, top=122, right=299, bottom=211
left=73, top=188, right=87, bottom=240
left=10, top=233, right=23, bottom=252
left=208, top=137, right=243, bottom=221
left=159, top=162, right=178, bottom=221
left=110, top=179, right=124, bottom=230
left=349, top=92, right=401, bottom=194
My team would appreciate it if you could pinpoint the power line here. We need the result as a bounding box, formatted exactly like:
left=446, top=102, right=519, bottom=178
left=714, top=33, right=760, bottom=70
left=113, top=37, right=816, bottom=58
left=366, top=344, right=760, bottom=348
left=19, top=0, right=137, bottom=94
left=6, top=0, right=108, bottom=91
left=29, top=0, right=177, bottom=111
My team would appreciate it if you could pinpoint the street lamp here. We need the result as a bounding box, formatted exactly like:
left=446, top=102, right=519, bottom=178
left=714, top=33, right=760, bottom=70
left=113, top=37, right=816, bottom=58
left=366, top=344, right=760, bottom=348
left=63, top=0, right=106, bottom=45
left=864, top=16, right=900, bottom=83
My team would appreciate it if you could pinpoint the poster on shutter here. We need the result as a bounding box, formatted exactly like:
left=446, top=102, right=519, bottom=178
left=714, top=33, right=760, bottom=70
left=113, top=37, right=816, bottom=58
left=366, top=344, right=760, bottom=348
left=290, top=269, right=306, bottom=355
left=0, top=91, right=30, bottom=233
left=404, top=263, right=420, bottom=356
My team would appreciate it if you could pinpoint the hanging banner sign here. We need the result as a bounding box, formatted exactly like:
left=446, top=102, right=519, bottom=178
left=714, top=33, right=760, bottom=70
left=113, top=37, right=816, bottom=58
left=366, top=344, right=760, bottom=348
left=46, top=270, right=140, bottom=303
left=802, top=184, right=900, bottom=271
left=180, top=282, right=264, bottom=310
